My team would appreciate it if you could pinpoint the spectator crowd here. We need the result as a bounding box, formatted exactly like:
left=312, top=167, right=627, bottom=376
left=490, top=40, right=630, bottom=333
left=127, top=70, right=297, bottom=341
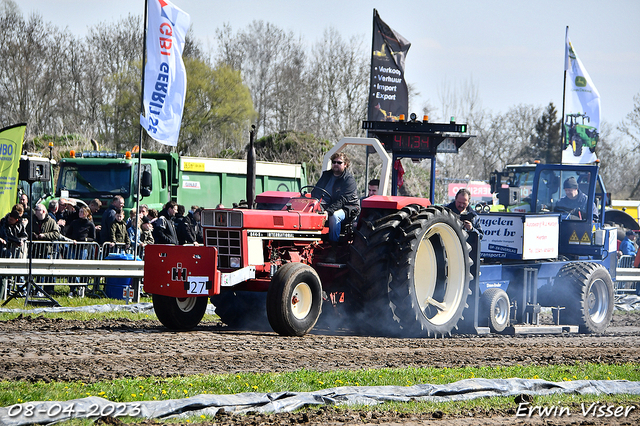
left=1, top=196, right=205, bottom=296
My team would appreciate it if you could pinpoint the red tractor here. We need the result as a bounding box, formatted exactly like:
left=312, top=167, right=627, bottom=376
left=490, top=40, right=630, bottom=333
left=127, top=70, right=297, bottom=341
left=144, top=120, right=474, bottom=337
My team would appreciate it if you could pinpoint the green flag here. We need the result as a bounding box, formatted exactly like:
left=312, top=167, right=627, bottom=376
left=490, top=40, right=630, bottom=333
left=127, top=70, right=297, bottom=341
left=0, top=123, right=26, bottom=215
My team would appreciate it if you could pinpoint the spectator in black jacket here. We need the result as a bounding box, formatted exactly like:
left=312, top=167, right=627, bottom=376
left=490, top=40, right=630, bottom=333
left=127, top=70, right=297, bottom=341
left=67, top=206, right=96, bottom=243
left=0, top=205, right=27, bottom=257
left=66, top=206, right=96, bottom=296
left=100, top=196, right=124, bottom=244
left=153, top=201, right=179, bottom=245
left=175, top=204, right=197, bottom=245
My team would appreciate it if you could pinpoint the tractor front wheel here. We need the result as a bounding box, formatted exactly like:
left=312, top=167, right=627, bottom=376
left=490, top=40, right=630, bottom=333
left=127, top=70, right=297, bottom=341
left=267, top=263, right=323, bottom=336
left=152, top=294, right=208, bottom=330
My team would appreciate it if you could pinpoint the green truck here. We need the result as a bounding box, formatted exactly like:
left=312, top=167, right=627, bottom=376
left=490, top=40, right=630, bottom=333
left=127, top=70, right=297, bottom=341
left=56, top=151, right=307, bottom=218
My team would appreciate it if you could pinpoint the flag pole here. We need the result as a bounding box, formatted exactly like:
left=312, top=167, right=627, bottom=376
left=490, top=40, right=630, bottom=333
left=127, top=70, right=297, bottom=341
left=365, top=9, right=377, bottom=192
left=560, top=26, right=568, bottom=159
left=134, top=0, right=149, bottom=261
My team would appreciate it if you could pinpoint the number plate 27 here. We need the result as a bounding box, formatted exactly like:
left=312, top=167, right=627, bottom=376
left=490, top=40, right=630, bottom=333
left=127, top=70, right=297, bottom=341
left=186, top=276, right=210, bottom=295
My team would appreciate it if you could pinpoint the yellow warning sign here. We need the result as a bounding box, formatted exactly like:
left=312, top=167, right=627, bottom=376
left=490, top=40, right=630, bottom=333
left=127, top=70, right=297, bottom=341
left=569, top=230, right=580, bottom=244
left=580, top=232, right=591, bottom=245
left=183, top=161, right=205, bottom=172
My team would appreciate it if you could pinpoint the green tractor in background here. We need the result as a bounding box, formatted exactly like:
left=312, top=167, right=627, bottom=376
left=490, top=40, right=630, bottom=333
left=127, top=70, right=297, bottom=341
left=564, top=112, right=599, bottom=157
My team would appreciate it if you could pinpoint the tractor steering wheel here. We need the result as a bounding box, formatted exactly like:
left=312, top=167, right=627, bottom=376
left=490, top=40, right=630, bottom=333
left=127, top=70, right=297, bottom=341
left=300, top=185, right=332, bottom=204
left=553, top=205, right=582, bottom=219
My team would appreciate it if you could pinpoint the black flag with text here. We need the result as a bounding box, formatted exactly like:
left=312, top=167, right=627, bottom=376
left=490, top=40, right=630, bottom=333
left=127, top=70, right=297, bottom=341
left=367, top=9, right=411, bottom=121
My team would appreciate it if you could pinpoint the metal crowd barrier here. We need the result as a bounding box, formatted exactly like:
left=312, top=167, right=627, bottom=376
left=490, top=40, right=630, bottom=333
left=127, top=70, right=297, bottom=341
left=615, top=267, right=640, bottom=296
left=0, top=240, right=145, bottom=302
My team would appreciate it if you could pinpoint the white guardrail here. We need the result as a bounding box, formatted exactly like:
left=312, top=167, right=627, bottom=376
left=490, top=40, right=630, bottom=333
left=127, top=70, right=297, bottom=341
left=1, top=256, right=638, bottom=302
left=0, top=241, right=145, bottom=302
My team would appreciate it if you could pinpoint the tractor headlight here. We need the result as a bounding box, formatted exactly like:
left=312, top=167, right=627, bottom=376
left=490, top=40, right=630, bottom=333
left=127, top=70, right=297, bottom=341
left=230, top=257, right=241, bottom=268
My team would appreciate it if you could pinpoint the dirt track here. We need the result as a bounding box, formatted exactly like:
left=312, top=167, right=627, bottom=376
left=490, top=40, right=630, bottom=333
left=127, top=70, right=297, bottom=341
left=1, top=312, right=640, bottom=425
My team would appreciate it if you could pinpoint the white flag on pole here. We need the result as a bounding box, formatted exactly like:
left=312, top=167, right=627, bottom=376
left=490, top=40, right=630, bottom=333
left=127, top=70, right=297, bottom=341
left=140, top=0, right=190, bottom=147
left=562, top=29, right=601, bottom=164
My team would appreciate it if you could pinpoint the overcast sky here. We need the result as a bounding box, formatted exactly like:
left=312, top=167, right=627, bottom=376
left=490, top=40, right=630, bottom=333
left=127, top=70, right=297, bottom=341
left=16, top=0, right=640, bottom=126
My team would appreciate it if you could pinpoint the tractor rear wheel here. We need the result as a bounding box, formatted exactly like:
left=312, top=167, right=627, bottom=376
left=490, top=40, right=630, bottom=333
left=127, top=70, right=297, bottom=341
left=152, top=294, right=208, bottom=330
left=267, top=262, right=322, bottom=336
left=388, top=206, right=473, bottom=337
left=210, top=291, right=269, bottom=330
left=347, top=205, right=423, bottom=334
left=553, top=262, right=613, bottom=333
left=480, top=288, right=510, bottom=333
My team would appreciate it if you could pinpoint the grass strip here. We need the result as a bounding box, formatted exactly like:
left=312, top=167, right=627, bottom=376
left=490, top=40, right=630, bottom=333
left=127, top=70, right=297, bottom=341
left=1, top=363, right=639, bottom=407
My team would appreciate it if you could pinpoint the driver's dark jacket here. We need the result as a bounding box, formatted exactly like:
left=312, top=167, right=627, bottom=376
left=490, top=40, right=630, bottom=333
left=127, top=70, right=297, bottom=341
left=445, top=201, right=484, bottom=236
left=556, top=191, right=589, bottom=215
left=312, top=168, right=360, bottom=217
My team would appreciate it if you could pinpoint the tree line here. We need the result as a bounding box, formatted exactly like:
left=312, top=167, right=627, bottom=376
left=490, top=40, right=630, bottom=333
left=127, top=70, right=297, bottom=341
left=1, top=0, right=639, bottom=199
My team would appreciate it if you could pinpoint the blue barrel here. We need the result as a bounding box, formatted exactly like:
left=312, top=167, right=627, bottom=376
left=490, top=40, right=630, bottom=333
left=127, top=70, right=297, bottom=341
left=104, top=253, right=138, bottom=299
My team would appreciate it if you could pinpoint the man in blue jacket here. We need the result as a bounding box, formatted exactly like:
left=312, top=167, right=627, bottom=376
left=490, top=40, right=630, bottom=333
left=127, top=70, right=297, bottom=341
left=620, top=230, right=637, bottom=257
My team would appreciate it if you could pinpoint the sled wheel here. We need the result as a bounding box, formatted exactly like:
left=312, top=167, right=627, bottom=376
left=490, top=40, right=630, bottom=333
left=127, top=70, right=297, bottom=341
left=480, top=288, right=510, bottom=333
left=152, top=294, right=208, bottom=331
left=389, top=206, right=473, bottom=337
left=210, top=291, right=269, bottom=331
left=554, top=262, right=613, bottom=333
left=267, top=263, right=322, bottom=336
left=346, top=205, right=423, bottom=334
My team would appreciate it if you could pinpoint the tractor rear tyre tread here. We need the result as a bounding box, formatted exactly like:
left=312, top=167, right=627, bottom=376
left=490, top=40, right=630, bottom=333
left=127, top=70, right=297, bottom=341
left=152, top=294, right=208, bottom=331
left=346, top=205, right=424, bottom=334
left=554, top=262, right=614, bottom=333
left=388, top=206, right=473, bottom=337
left=210, top=291, right=269, bottom=331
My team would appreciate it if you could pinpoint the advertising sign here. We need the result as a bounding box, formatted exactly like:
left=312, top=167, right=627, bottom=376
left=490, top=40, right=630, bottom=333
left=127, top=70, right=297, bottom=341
left=522, top=216, right=559, bottom=260
left=478, top=214, right=524, bottom=259
left=447, top=182, right=492, bottom=202
left=0, top=124, right=26, bottom=215
left=479, top=214, right=559, bottom=260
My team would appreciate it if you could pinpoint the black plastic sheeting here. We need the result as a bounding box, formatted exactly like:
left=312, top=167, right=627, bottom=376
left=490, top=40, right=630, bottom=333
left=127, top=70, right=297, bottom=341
left=1, top=378, right=639, bottom=425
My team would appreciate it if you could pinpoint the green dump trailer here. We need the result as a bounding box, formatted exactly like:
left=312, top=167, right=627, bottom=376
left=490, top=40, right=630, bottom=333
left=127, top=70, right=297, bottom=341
left=56, top=152, right=307, bottom=219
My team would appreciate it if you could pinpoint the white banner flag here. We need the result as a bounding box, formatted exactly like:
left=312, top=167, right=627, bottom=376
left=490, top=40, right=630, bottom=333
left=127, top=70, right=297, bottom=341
left=140, top=0, right=190, bottom=147
left=562, top=28, right=601, bottom=164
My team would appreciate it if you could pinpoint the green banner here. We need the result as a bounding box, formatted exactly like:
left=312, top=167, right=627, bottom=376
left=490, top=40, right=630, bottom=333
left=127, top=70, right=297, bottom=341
left=0, top=123, right=26, bottom=215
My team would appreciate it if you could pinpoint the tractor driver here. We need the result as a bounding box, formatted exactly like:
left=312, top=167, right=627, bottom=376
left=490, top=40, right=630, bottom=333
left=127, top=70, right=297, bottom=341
left=555, top=176, right=592, bottom=219
left=445, top=188, right=483, bottom=236
left=312, top=152, right=360, bottom=242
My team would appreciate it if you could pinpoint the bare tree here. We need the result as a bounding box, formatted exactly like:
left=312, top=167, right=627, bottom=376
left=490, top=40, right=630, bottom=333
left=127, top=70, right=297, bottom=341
left=594, top=122, right=638, bottom=198
left=619, top=92, right=640, bottom=149
left=216, top=21, right=306, bottom=137
left=0, top=9, right=73, bottom=137
left=308, top=28, right=369, bottom=141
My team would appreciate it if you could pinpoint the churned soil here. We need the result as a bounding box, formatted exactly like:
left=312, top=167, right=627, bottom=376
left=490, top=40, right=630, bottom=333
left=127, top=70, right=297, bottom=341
left=2, top=312, right=640, bottom=425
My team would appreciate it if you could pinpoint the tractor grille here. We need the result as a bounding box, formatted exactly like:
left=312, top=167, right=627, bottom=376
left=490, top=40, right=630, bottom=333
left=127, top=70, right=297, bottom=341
left=205, top=228, right=241, bottom=268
